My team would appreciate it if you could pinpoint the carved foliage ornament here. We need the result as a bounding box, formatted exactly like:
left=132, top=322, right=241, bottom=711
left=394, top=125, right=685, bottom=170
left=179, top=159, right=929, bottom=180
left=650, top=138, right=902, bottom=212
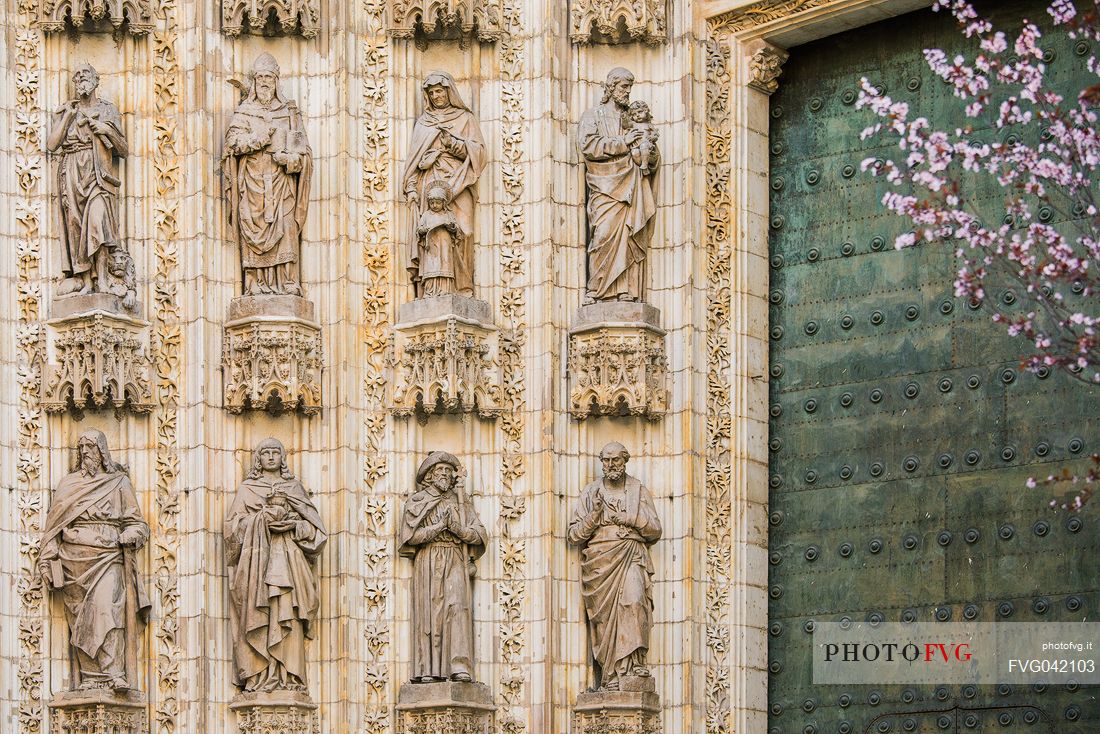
left=222, top=0, right=319, bottom=37
left=747, top=43, right=789, bottom=95
left=42, top=313, right=154, bottom=413
left=223, top=319, right=322, bottom=415
left=35, top=0, right=153, bottom=33
left=569, top=327, right=667, bottom=419
left=50, top=702, right=147, bottom=734
left=572, top=708, right=661, bottom=734
left=709, top=0, right=830, bottom=35
left=388, top=0, right=503, bottom=44
left=392, top=318, right=501, bottom=418
left=570, top=0, right=667, bottom=45
left=397, top=708, right=490, bottom=734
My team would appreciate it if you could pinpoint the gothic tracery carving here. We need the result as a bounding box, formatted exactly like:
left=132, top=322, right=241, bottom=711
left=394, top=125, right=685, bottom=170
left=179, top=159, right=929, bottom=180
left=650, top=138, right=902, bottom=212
left=388, top=0, right=503, bottom=44
left=222, top=0, right=319, bottom=37
left=35, top=0, right=153, bottom=33
left=570, top=0, right=667, bottom=45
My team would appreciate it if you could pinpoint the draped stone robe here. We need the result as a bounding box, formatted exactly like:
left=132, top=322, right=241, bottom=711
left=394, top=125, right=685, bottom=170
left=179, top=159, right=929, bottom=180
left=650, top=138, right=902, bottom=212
left=50, top=98, right=127, bottom=283
left=40, top=469, right=150, bottom=688
left=579, top=101, right=659, bottom=302
left=401, top=95, right=487, bottom=298
left=568, top=475, right=662, bottom=682
left=224, top=476, right=326, bottom=691
left=223, top=96, right=313, bottom=295
left=397, top=485, right=487, bottom=680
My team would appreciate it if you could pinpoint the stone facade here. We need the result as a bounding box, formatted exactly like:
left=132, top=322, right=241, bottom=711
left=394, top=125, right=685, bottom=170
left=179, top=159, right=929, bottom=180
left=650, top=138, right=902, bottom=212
left=0, top=1, right=941, bottom=733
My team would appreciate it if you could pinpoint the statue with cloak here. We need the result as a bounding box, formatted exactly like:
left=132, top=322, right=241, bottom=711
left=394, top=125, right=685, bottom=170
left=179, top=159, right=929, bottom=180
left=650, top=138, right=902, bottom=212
left=578, top=68, right=659, bottom=304
left=401, top=72, right=487, bottom=298
left=223, top=54, right=313, bottom=297
left=39, top=430, right=150, bottom=691
left=397, top=451, right=487, bottom=683
left=46, top=64, right=134, bottom=303
left=568, top=442, right=662, bottom=691
left=224, top=438, right=327, bottom=693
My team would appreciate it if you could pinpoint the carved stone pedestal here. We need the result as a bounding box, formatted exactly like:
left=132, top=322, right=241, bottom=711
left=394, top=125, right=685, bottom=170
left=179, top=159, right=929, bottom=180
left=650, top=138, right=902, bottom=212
left=42, top=294, right=154, bottom=414
left=49, top=688, right=147, bottom=734
left=568, top=302, right=667, bottom=419
left=222, top=295, right=323, bottom=415
left=396, top=680, right=495, bottom=734
left=573, top=677, right=661, bottom=734
left=230, top=690, right=319, bottom=734
left=392, top=295, right=501, bottom=419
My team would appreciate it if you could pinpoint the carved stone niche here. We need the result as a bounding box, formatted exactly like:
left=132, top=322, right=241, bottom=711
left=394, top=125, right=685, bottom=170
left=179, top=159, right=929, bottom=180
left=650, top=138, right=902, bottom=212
left=570, top=0, right=667, bottom=45
left=222, top=0, right=319, bottom=37
left=391, top=295, right=501, bottom=420
left=35, top=0, right=153, bottom=34
left=42, top=294, right=154, bottom=415
left=568, top=302, right=668, bottom=420
left=222, top=295, right=323, bottom=416
left=49, top=689, right=147, bottom=734
left=396, top=680, right=495, bottom=734
left=387, top=0, right=503, bottom=46
left=572, top=678, right=661, bottom=734
left=230, top=690, right=319, bottom=734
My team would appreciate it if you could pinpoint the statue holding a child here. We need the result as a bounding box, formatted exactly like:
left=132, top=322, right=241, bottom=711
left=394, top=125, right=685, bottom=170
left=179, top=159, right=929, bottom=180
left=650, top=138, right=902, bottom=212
left=401, top=71, right=487, bottom=298
left=578, top=68, right=660, bottom=304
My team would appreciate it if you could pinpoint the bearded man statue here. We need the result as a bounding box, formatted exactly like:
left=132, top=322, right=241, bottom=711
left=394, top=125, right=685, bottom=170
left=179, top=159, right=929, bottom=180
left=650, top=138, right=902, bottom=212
left=39, top=430, right=150, bottom=691
left=223, top=54, right=313, bottom=297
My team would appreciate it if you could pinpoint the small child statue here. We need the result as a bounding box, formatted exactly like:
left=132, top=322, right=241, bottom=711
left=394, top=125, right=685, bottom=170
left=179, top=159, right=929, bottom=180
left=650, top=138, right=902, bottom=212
left=624, top=100, right=658, bottom=176
left=414, top=182, right=466, bottom=297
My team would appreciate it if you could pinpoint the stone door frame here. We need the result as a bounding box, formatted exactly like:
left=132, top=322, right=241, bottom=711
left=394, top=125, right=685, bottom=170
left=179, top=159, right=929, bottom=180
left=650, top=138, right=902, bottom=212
left=702, top=1, right=931, bottom=730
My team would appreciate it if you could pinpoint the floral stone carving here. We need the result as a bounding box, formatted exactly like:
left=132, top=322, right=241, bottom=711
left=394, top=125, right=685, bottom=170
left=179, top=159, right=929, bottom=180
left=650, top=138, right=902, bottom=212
left=569, top=302, right=667, bottom=419
left=222, top=296, right=323, bottom=415
left=230, top=691, right=319, bottom=734
left=49, top=690, right=147, bottom=734
left=572, top=685, right=662, bottom=734
left=391, top=296, right=501, bottom=419
left=42, top=295, right=154, bottom=414
left=396, top=680, right=495, bottom=734
left=387, top=0, right=503, bottom=44
left=222, top=0, right=318, bottom=37
left=570, top=0, right=667, bottom=44
left=35, top=0, right=153, bottom=33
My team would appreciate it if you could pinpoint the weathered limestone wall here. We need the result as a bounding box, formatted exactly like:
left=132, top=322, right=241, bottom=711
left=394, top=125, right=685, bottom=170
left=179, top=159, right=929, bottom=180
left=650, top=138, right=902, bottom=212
left=0, top=0, right=787, bottom=732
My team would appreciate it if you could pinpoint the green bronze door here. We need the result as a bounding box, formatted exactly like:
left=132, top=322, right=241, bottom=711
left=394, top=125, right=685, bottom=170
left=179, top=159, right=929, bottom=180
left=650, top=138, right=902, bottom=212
left=767, top=2, right=1100, bottom=732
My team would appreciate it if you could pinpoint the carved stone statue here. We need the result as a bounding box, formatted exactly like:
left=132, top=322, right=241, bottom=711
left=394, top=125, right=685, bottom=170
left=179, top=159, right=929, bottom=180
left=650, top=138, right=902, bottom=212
left=579, top=68, right=659, bottom=304
left=568, top=442, right=662, bottom=691
left=47, top=64, right=134, bottom=304
left=39, top=430, right=150, bottom=691
left=401, top=72, right=487, bottom=298
left=223, top=54, right=312, bottom=297
left=398, top=451, right=487, bottom=683
left=225, top=438, right=326, bottom=692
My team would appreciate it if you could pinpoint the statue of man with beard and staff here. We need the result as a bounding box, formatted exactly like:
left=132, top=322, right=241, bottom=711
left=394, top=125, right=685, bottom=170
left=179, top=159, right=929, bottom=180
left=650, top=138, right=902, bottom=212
left=224, top=438, right=327, bottom=693
left=569, top=442, right=662, bottom=692
left=578, top=68, right=659, bottom=304
left=397, top=451, right=487, bottom=683
left=47, top=64, right=134, bottom=303
left=223, top=54, right=312, bottom=297
left=39, top=430, right=150, bottom=691
left=401, top=72, right=487, bottom=299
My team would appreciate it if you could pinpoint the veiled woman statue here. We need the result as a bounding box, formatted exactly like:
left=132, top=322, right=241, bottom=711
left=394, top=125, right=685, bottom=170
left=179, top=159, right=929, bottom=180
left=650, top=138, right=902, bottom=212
left=39, top=430, right=150, bottom=691
left=223, top=54, right=313, bottom=297
left=398, top=451, right=487, bottom=683
left=401, top=72, right=487, bottom=298
left=225, top=438, right=326, bottom=693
